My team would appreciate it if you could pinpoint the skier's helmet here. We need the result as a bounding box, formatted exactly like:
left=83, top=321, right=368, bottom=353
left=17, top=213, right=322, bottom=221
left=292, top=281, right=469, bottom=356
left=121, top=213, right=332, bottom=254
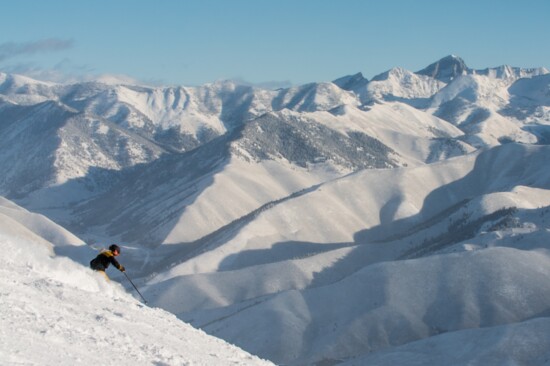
left=109, top=244, right=121, bottom=253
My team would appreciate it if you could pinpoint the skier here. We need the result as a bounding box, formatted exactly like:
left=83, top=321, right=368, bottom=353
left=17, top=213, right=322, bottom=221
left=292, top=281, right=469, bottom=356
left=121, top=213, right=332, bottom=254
left=90, top=244, right=125, bottom=280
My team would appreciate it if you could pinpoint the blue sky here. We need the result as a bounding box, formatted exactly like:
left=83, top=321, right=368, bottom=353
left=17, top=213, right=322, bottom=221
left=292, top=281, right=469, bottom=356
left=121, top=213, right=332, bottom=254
left=1, top=0, right=549, bottom=86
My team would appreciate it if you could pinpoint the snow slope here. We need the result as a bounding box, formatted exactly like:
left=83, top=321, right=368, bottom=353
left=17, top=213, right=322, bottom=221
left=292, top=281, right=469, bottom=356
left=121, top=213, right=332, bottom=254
left=0, top=197, right=272, bottom=365
left=342, top=317, right=550, bottom=366
left=188, top=248, right=550, bottom=365
left=153, top=143, right=549, bottom=277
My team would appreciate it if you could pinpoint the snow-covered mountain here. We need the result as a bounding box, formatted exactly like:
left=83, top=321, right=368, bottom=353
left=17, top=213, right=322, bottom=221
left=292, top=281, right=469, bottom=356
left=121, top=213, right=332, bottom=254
left=140, top=143, right=550, bottom=365
left=2, top=55, right=550, bottom=365
left=2, top=55, right=546, bottom=201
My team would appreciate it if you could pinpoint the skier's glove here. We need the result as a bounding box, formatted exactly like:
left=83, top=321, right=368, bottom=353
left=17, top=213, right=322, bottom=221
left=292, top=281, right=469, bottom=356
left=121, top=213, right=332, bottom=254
left=120, top=266, right=126, bottom=272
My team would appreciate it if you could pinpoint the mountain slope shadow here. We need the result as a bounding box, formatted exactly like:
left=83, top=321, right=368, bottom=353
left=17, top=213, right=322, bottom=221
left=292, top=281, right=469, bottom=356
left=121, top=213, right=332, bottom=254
left=19, top=123, right=247, bottom=274
left=304, top=144, right=550, bottom=296
left=195, top=144, right=542, bottom=287
left=250, top=144, right=550, bottom=364
left=81, top=125, right=246, bottom=243
left=217, top=144, right=550, bottom=290
left=219, top=240, right=355, bottom=271
left=0, top=100, right=74, bottom=198
left=355, top=143, right=550, bottom=245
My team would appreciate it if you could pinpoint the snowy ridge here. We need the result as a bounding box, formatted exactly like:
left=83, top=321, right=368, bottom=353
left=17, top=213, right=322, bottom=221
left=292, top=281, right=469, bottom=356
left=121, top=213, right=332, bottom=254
left=138, top=144, right=550, bottom=365
left=1, top=55, right=548, bottom=199
left=142, top=144, right=550, bottom=277
left=63, top=103, right=469, bottom=249
left=416, top=55, right=469, bottom=82
left=366, top=67, right=445, bottom=106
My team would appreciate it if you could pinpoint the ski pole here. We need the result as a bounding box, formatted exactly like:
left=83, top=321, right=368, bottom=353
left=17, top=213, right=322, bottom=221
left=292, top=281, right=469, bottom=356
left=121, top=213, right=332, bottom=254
left=123, top=272, right=148, bottom=304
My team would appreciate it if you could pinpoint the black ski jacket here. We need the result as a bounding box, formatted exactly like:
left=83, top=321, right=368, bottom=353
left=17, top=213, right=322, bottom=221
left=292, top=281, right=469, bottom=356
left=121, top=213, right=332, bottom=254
left=90, top=250, right=125, bottom=272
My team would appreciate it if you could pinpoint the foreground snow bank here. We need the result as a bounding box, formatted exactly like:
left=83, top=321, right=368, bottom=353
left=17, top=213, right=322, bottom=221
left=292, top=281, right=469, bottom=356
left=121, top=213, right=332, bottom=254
left=0, top=199, right=272, bottom=366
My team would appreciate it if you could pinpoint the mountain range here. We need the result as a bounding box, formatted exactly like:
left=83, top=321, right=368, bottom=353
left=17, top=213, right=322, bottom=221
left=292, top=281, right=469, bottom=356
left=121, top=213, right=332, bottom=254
left=1, top=55, right=550, bottom=365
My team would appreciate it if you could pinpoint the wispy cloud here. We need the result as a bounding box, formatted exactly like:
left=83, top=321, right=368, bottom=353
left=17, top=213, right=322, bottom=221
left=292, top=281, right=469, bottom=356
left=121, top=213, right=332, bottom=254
left=2, top=59, right=144, bottom=86
left=0, top=38, right=74, bottom=62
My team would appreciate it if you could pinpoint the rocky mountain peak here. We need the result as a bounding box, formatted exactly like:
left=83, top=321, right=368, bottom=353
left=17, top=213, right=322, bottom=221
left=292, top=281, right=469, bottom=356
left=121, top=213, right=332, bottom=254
left=416, top=55, right=469, bottom=82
